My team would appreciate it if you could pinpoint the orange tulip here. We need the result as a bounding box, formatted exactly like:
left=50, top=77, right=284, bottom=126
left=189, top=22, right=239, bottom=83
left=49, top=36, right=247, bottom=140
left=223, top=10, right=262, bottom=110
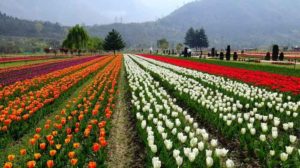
left=27, top=160, right=36, bottom=168
left=100, top=139, right=108, bottom=147
left=73, top=143, right=80, bottom=149
left=56, top=144, right=62, bottom=150
left=49, top=140, right=55, bottom=146
left=70, top=158, right=78, bottom=166
left=20, top=149, right=27, bottom=155
left=68, top=151, right=76, bottom=159
left=7, top=154, right=15, bottom=161
left=66, top=128, right=72, bottom=134
left=34, top=153, right=41, bottom=160
left=35, top=127, right=41, bottom=133
left=44, top=124, right=50, bottom=129
left=40, top=143, right=46, bottom=150
left=3, top=119, right=12, bottom=125
left=46, top=135, right=53, bottom=142
left=3, top=162, right=13, bottom=168
left=49, top=150, right=57, bottom=157
left=47, top=160, right=54, bottom=168
left=1, top=126, right=8, bottom=132
left=92, top=143, right=100, bottom=152
left=29, top=138, right=36, bottom=145
left=33, top=134, right=40, bottom=140
left=65, top=138, right=71, bottom=144
left=88, top=161, right=97, bottom=168
left=84, top=129, right=90, bottom=137
left=52, top=131, right=58, bottom=136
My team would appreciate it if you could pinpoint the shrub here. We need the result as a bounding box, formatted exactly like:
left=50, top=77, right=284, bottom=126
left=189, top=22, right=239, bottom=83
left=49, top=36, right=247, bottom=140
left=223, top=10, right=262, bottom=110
left=226, top=45, right=231, bottom=61
left=233, top=52, right=238, bottom=61
left=279, top=52, right=284, bottom=61
left=272, top=45, right=279, bottom=61
left=211, top=48, right=215, bottom=57
left=220, top=52, right=224, bottom=60
left=265, top=52, right=271, bottom=60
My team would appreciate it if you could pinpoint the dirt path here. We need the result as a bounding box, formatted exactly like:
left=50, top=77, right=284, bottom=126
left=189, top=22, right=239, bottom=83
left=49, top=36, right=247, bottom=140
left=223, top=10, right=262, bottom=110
left=107, top=63, right=144, bottom=168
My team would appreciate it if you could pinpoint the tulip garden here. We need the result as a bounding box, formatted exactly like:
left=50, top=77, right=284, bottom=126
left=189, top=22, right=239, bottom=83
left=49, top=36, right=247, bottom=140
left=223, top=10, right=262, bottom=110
left=1, top=53, right=300, bottom=167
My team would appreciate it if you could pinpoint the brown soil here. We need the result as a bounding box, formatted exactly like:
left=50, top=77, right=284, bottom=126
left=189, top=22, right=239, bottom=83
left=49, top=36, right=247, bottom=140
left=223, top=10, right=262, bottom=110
left=106, top=63, right=145, bottom=168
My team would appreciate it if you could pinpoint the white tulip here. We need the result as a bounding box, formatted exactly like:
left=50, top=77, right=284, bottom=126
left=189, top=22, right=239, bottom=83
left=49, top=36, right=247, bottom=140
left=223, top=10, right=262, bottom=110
left=152, top=157, right=161, bottom=168
left=206, top=149, right=212, bottom=157
left=280, top=152, right=288, bottom=161
left=286, top=146, right=294, bottom=154
left=288, top=122, right=294, bottom=129
left=210, top=139, right=218, bottom=148
left=188, top=152, right=196, bottom=162
left=270, top=150, right=275, bottom=156
left=206, top=157, right=214, bottom=167
left=164, top=139, right=173, bottom=150
left=190, top=137, right=198, bottom=147
left=173, top=149, right=180, bottom=158
left=150, top=145, right=157, bottom=153
left=259, top=134, right=266, bottom=142
left=289, top=135, right=297, bottom=144
left=241, top=128, right=246, bottom=134
left=175, top=156, right=183, bottom=166
left=283, top=123, right=289, bottom=130
left=272, top=131, right=278, bottom=139
left=225, top=159, right=235, bottom=168
left=250, top=128, right=256, bottom=135
left=198, top=141, right=205, bottom=151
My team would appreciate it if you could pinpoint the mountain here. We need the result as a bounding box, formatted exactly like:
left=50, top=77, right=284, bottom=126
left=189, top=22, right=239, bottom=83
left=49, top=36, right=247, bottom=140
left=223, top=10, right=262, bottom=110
left=0, top=12, right=67, bottom=52
left=89, top=0, right=300, bottom=49
left=1, top=0, right=300, bottom=51
left=0, top=12, right=66, bottom=39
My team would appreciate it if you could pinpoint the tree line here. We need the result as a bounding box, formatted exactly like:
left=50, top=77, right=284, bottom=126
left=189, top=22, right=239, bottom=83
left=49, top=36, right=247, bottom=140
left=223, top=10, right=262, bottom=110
left=55, top=25, right=125, bottom=55
left=156, top=27, right=209, bottom=55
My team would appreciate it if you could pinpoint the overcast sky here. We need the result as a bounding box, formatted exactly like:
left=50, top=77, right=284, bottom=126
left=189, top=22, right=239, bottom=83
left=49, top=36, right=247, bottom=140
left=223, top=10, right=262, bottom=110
left=0, top=0, right=195, bottom=26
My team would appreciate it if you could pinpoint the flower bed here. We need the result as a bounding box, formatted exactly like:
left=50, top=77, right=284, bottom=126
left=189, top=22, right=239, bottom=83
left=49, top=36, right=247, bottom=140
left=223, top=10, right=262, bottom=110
left=0, top=56, right=101, bottom=85
left=131, top=54, right=300, bottom=167
left=139, top=54, right=300, bottom=94
left=0, top=56, right=109, bottom=103
left=1, top=55, right=121, bottom=167
left=0, top=56, right=114, bottom=139
left=125, top=55, right=235, bottom=168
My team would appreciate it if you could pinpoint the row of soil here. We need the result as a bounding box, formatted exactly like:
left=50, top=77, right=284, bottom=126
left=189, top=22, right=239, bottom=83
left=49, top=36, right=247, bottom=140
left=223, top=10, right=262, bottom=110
left=106, top=61, right=145, bottom=168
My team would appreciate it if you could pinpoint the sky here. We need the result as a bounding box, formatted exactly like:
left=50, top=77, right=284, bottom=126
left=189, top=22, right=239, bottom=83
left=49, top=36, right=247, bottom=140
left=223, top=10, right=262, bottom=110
left=0, top=0, right=195, bottom=26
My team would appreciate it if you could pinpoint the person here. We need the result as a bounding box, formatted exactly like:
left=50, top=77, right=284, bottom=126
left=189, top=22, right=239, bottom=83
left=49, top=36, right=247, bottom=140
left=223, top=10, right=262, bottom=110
left=149, top=47, right=153, bottom=54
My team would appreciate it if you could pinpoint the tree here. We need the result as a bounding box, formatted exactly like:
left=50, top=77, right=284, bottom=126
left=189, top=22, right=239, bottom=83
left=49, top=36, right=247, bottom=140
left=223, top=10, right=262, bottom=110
left=184, top=27, right=209, bottom=50
left=279, top=52, right=284, bottom=61
left=62, top=25, right=89, bottom=55
left=184, top=27, right=195, bottom=48
left=196, top=28, right=209, bottom=50
left=226, top=45, right=231, bottom=61
left=88, top=37, right=103, bottom=53
left=272, top=44, right=279, bottom=61
left=103, top=29, right=125, bottom=55
left=157, top=38, right=169, bottom=50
